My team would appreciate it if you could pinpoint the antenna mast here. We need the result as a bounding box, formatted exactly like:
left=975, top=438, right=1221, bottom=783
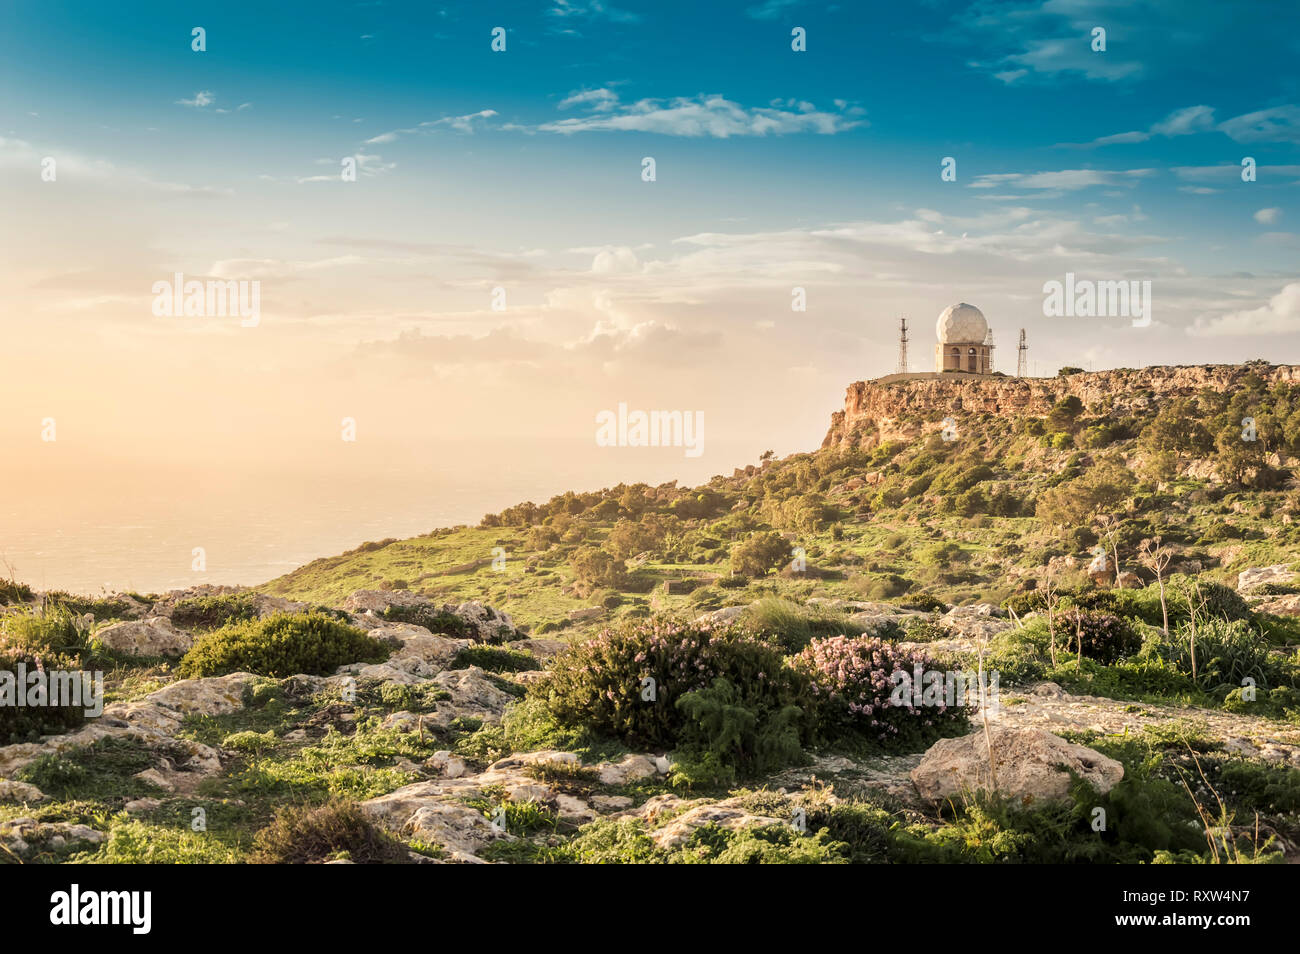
left=1016, top=328, right=1028, bottom=377
left=897, top=316, right=909, bottom=373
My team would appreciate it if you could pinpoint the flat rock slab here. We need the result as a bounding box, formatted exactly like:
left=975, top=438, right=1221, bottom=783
left=911, top=726, right=1123, bottom=805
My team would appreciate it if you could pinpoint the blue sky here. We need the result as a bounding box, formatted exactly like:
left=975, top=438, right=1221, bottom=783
left=7, top=0, right=1298, bottom=254
left=2, top=0, right=1300, bottom=460
left=3, top=0, right=1300, bottom=589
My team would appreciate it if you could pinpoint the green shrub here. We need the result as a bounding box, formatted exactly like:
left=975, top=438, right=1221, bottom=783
left=1, top=605, right=97, bottom=664
left=558, top=817, right=846, bottom=864
left=731, top=531, right=791, bottom=577
left=380, top=604, right=473, bottom=638
left=41, top=591, right=136, bottom=621
left=1058, top=610, right=1141, bottom=665
left=673, top=677, right=805, bottom=786
left=177, top=611, right=390, bottom=678
left=1168, top=577, right=1252, bottom=624
left=897, top=593, right=948, bottom=613
left=222, top=730, right=278, bottom=753
left=250, top=799, right=411, bottom=863
left=541, top=618, right=806, bottom=753
left=901, top=619, right=948, bottom=642
left=739, top=597, right=865, bottom=654
left=96, top=821, right=243, bottom=864
left=170, top=592, right=259, bottom=630
left=1155, top=618, right=1295, bottom=693
left=0, top=579, right=33, bottom=605
left=449, top=645, right=538, bottom=673
left=0, top=647, right=91, bottom=744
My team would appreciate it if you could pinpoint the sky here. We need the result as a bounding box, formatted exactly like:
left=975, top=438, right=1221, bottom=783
left=2, top=0, right=1299, bottom=590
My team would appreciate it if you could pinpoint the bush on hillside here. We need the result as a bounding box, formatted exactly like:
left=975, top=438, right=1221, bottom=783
left=379, top=603, right=474, bottom=639
left=540, top=618, right=806, bottom=752
left=170, top=592, right=260, bottom=631
left=1155, top=618, right=1294, bottom=693
left=731, top=531, right=792, bottom=578
left=0, top=579, right=33, bottom=605
left=1057, top=610, right=1141, bottom=665
left=792, top=636, right=971, bottom=747
left=177, top=611, right=390, bottom=678
left=449, top=645, right=538, bottom=673
left=1167, top=577, right=1252, bottom=624
left=250, top=799, right=411, bottom=864
left=739, top=597, right=866, bottom=654
left=0, top=606, right=97, bottom=665
left=0, top=647, right=90, bottom=744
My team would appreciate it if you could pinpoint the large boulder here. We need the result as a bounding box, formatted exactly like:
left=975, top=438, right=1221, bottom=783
left=1237, top=564, right=1297, bottom=594
left=95, top=617, right=192, bottom=657
left=910, top=726, right=1123, bottom=805
left=451, top=601, right=516, bottom=642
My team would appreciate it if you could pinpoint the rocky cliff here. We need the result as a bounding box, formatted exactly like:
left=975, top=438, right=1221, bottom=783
left=821, top=363, right=1300, bottom=450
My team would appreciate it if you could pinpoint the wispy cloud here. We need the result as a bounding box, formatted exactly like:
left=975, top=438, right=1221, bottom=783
left=969, top=168, right=1156, bottom=191
left=536, top=91, right=862, bottom=137
left=746, top=0, right=801, bottom=20
left=363, top=109, right=499, bottom=144
left=1059, top=105, right=1216, bottom=148
left=546, top=1, right=642, bottom=25
left=1218, top=104, right=1300, bottom=143
left=176, top=90, right=215, bottom=108
left=293, top=152, right=395, bottom=183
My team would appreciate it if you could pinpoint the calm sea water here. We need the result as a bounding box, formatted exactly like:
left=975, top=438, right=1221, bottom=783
left=1, top=438, right=758, bottom=595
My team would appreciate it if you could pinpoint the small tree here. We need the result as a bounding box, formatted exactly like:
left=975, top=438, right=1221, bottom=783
left=570, top=547, right=627, bottom=592
left=731, top=531, right=790, bottom=578
left=1137, top=536, right=1172, bottom=635
left=1096, top=514, right=1123, bottom=585
left=1044, top=566, right=1060, bottom=669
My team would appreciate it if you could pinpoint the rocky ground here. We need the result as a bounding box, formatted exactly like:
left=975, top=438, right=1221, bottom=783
left=2, top=579, right=1298, bottom=863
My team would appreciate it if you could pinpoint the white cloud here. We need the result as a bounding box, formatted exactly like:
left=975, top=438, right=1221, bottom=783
left=746, top=0, right=800, bottom=19
left=176, top=90, right=214, bottom=108
left=1151, top=104, right=1217, bottom=136
left=546, top=1, right=641, bottom=24
left=363, top=109, right=499, bottom=144
left=1255, top=208, right=1282, bottom=225
left=1219, top=105, right=1300, bottom=144
left=1173, top=163, right=1300, bottom=182
left=969, top=168, right=1154, bottom=191
left=1061, top=104, right=1215, bottom=148
left=591, top=246, right=641, bottom=274
left=1189, top=282, right=1300, bottom=336
left=559, top=88, right=619, bottom=112
left=537, top=93, right=862, bottom=138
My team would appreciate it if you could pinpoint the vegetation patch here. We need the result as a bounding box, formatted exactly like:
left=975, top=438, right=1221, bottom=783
left=177, top=612, right=390, bottom=678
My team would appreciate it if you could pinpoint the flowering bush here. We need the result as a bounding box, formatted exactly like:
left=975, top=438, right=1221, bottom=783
left=792, top=635, right=970, bottom=745
left=541, top=618, right=805, bottom=750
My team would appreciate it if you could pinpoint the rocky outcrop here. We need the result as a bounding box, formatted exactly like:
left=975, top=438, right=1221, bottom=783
left=95, top=617, right=192, bottom=657
left=910, top=726, right=1124, bottom=804
left=1237, top=563, right=1297, bottom=594
left=361, top=748, right=673, bottom=861
left=344, top=590, right=517, bottom=642
left=822, top=364, right=1300, bottom=450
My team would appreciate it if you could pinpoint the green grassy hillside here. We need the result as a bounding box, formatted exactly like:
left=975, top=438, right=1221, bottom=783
left=262, top=367, right=1300, bottom=637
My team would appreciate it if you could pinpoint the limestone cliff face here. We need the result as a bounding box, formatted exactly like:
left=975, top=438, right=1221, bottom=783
left=821, top=364, right=1300, bottom=450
